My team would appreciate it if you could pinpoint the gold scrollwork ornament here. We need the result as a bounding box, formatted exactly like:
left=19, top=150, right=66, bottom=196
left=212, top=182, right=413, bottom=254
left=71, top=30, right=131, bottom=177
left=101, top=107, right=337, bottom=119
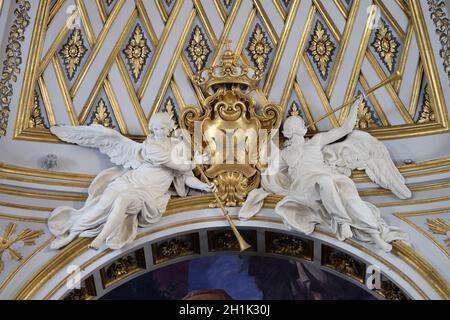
left=180, top=48, right=281, bottom=207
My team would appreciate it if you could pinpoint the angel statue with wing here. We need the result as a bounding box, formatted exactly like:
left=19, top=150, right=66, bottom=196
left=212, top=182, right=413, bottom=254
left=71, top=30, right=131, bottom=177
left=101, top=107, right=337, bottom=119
left=239, top=96, right=411, bottom=252
left=48, top=113, right=216, bottom=250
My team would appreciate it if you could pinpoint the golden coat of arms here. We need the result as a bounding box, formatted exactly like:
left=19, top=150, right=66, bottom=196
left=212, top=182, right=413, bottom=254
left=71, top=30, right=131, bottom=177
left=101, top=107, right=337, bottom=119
left=180, top=47, right=281, bottom=207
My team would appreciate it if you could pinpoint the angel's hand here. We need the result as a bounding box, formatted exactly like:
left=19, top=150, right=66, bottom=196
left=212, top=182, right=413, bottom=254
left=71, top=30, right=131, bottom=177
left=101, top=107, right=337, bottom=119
left=201, top=182, right=218, bottom=193
left=193, top=151, right=210, bottom=165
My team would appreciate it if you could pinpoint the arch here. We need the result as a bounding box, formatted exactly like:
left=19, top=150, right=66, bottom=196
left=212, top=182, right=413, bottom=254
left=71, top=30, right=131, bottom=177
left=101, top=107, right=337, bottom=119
left=13, top=197, right=450, bottom=300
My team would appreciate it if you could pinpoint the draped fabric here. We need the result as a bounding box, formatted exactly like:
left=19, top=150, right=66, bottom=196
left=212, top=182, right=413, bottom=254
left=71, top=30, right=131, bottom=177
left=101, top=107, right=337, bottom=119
left=48, top=139, right=193, bottom=250
left=240, top=139, right=408, bottom=245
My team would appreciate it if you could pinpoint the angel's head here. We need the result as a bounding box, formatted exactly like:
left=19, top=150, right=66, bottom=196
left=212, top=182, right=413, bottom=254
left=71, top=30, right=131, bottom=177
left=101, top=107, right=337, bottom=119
left=283, top=116, right=307, bottom=139
left=148, top=112, right=175, bottom=139
left=149, top=113, right=174, bottom=139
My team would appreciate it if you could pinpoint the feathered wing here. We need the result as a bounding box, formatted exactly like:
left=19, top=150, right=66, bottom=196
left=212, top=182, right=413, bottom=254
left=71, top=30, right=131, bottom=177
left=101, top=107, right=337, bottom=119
left=51, top=125, right=143, bottom=169
left=322, top=130, right=412, bottom=199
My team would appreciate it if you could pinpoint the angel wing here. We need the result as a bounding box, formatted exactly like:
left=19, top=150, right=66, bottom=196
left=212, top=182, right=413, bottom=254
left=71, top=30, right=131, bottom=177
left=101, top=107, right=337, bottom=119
left=51, top=125, right=143, bottom=169
left=322, top=130, right=412, bottom=199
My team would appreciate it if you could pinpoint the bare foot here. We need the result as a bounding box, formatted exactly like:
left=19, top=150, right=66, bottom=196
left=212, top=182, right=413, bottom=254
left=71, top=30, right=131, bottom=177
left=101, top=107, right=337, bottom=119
left=372, top=235, right=392, bottom=252
left=341, top=223, right=353, bottom=239
left=88, top=239, right=102, bottom=250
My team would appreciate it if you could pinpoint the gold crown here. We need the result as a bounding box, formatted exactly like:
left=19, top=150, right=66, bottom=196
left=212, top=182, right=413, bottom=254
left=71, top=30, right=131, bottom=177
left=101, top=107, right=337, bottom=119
left=194, top=44, right=261, bottom=95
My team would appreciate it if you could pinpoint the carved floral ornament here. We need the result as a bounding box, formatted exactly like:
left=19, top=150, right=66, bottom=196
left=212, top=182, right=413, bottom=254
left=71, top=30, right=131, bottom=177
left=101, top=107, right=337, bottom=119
left=417, top=85, right=436, bottom=124
left=427, top=0, right=450, bottom=81
left=122, top=24, right=151, bottom=82
left=59, top=28, right=88, bottom=80
left=185, top=25, right=211, bottom=73
left=246, top=23, right=273, bottom=77
left=371, top=20, right=400, bottom=72
left=307, top=20, right=336, bottom=79
left=29, top=91, right=47, bottom=129
left=89, top=98, right=113, bottom=128
left=0, top=0, right=31, bottom=138
left=355, top=98, right=377, bottom=129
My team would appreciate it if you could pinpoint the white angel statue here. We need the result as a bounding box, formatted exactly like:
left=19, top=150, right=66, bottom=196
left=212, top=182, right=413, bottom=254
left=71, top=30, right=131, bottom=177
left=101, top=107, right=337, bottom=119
left=48, top=113, right=216, bottom=250
left=239, top=97, right=411, bottom=252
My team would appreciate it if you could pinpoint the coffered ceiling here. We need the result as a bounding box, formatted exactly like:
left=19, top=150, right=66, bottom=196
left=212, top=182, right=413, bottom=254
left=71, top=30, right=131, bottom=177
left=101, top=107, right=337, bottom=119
left=1, top=0, right=448, bottom=146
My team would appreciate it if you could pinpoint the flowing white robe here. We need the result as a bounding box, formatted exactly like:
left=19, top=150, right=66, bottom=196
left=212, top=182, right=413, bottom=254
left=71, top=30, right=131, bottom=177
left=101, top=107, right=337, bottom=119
left=240, top=138, right=408, bottom=244
left=48, top=139, right=193, bottom=249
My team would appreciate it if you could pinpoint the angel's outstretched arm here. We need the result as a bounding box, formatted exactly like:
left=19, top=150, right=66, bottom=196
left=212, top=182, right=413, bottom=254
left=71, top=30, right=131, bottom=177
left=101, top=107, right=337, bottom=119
left=185, top=175, right=217, bottom=192
left=315, top=96, right=362, bottom=147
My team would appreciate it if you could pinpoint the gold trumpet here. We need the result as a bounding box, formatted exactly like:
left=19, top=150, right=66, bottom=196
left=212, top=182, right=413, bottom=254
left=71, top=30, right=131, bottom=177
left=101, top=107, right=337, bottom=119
left=197, top=167, right=252, bottom=252
left=306, top=70, right=402, bottom=128
left=192, top=133, right=252, bottom=252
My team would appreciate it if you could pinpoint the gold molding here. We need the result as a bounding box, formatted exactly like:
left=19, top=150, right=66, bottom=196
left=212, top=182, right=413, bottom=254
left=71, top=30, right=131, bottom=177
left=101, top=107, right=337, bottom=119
left=395, top=208, right=450, bottom=258
left=103, top=78, right=129, bottom=134
left=75, top=0, right=95, bottom=46
left=52, top=55, right=79, bottom=126
left=37, top=76, right=56, bottom=126
left=14, top=0, right=50, bottom=138
left=0, top=173, right=89, bottom=188
left=366, top=51, right=413, bottom=125
left=359, top=73, right=390, bottom=126
left=410, top=0, right=449, bottom=129
left=155, top=0, right=169, bottom=23
left=271, top=0, right=286, bottom=21
left=280, top=5, right=315, bottom=114
left=47, top=0, right=65, bottom=26
left=262, top=0, right=300, bottom=96
left=394, top=23, right=414, bottom=92
left=213, top=0, right=227, bottom=23
left=376, top=195, right=450, bottom=208
left=194, top=0, right=219, bottom=49
left=0, top=201, right=53, bottom=212
left=16, top=212, right=449, bottom=300
left=0, top=214, right=47, bottom=223
left=339, top=3, right=377, bottom=125
left=293, top=81, right=317, bottom=131
left=135, top=0, right=158, bottom=45
left=70, top=0, right=126, bottom=97
left=0, top=186, right=86, bottom=201
left=78, top=9, right=138, bottom=125
left=395, top=0, right=410, bottom=16
left=326, top=0, right=360, bottom=98
left=312, top=0, right=342, bottom=42
left=332, top=0, right=348, bottom=19
left=392, top=241, right=450, bottom=299
left=0, top=237, right=53, bottom=292
left=0, top=163, right=94, bottom=182
left=374, top=0, right=407, bottom=40
left=94, top=1, right=149, bottom=135
left=302, top=53, right=340, bottom=128
left=408, top=62, right=424, bottom=117
left=253, top=0, right=279, bottom=48
left=137, top=0, right=183, bottom=100
left=1, top=156, right=449, bottom=187
left=39, top=9, right=79, bottom=76
left=212, top=0, right=243, bottom=65
left=148, top=9, right=196, bottom=120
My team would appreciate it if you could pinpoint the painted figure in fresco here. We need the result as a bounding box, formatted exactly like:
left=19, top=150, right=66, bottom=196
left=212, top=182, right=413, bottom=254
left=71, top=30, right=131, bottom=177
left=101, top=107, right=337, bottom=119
left=240, top=97, right=411, bottom=252
left=48, top=113, right=215, bottom=250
